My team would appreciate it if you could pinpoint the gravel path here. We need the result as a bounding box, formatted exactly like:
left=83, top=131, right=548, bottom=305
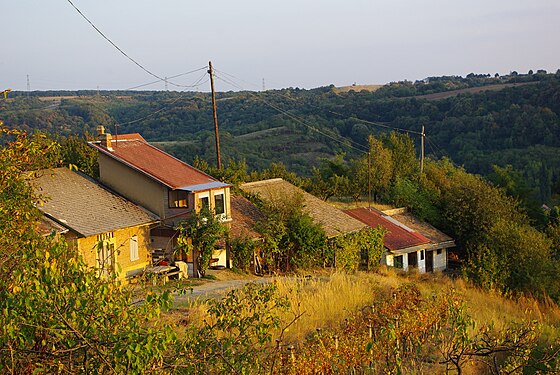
left=173, top=277, right=271, bottom=302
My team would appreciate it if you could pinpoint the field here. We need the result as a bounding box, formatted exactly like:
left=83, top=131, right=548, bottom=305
left=410, top=81, right=539, bottom=100
left=164, top=269, right=560, bottom=373
left=333, top=84, right=383, bottom=93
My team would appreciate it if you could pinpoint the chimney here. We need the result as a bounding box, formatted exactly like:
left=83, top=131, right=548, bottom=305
left=97, top=125, right=113, bottom=151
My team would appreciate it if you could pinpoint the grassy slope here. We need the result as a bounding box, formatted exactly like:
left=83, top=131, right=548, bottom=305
left=170, top=269, right=560, bottom=342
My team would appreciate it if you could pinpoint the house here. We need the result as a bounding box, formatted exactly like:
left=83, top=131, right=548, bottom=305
left=383, top=207, right=455, bottom=270
left=31, top=168, right=159, bottom=280
left=344, top=207, right=454, bottom=272
left=240, top=178, right=367, bottom=238
left=88, top=127, right=232, bottom=276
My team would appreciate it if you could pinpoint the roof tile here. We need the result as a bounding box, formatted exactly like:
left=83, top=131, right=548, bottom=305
left=89, top=136, right=220, bottom=189
left=32, top=168, right=158, bottom=237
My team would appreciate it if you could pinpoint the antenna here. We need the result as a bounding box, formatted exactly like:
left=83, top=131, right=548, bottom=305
left=262, top=78, right=265, bottom=91
left=26, top=74, right=30, bottom=95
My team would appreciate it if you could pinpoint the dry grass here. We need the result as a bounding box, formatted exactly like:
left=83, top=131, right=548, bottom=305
left=272, top=272, right=378, bottom=341
left=272, top=270, right=560, bottom=342
left=166, top=269, right=560, bottom=345
left=333, top=84, right=383, bottom=94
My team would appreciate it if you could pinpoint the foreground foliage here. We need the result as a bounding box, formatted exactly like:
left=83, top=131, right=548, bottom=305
left=167, top=278, right=560, bottom=374
left=0, top=126, right=174, bottom=373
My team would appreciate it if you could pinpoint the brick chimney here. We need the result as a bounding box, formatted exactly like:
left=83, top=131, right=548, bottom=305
left=97, top=125, right=113, bottom=151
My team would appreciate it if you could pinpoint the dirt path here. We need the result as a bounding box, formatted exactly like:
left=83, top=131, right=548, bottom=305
left=175, top=277, right=271, bottom=301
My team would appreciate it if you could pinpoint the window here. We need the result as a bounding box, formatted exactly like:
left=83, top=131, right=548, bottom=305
left=420, top=250, right=425, bottom=261
left=394, top=255, right=404, bottom=269
left=96, top=232, right=115, bottom=278
left=130, top=235, right=139, bottom=261
left=169, top=189, right=188, bottom=208
left=214, top=193, right=225, bottom=215
left=199, top=196, right=209, bottom=210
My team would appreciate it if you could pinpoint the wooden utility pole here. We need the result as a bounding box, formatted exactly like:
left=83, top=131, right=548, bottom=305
left=368, top=149, right=372, bottom=209
left=420, top=125, right=425, bottom=174
left=208, top=61, right=222, bottom=169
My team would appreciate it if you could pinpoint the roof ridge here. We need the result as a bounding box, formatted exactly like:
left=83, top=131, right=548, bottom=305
left=241, top=178, right=284, bottom=188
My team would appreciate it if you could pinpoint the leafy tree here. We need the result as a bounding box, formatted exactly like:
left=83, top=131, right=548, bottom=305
left=367, top=136, right=394, bottom=201
left=228, top=234, right=257, bottom=271
left=176, top=206, right=227, bottom=277
left=59, top=133, right=99, bottom=178
left=332, top=228, right=385, bottom=271
left=383, top=132, right=419, bottom=183
left=253, top=190, right=326, bottom=271
left=307, top=155, right=349, bottom=201
left=0, top=125, right=174, bottom=372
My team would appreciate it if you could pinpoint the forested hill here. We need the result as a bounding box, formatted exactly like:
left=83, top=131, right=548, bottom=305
left=1, top=70, right=560, bottom=204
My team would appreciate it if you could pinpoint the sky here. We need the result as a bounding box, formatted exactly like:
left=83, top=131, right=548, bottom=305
left=2, top=0, right=559, bottom=92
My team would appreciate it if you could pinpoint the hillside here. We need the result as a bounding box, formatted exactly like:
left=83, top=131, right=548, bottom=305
left=1, top=71, right=559, bottom=205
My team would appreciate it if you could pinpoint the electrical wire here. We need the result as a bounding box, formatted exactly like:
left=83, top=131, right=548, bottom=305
left=65, top=0, right=197, bottom=88
left=125, top=67, right=209, bottom=90
left=214, top=73, right=369, bottom=154
left=213, top=68, right=423, bottom=137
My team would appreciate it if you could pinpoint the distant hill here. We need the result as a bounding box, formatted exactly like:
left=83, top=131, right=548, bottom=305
left=1, top=71, right=559, bottom=204
left=333, top=84, right=383, bottom=93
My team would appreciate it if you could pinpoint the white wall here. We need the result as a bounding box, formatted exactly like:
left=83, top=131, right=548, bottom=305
left=433, top=248, right=447, bottom=271
left=386, top=248, right=447, bottom=273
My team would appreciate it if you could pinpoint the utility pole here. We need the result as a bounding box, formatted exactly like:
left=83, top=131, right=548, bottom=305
left=165, top=77, right=168, bottom=91
left=420, top=125, right=425, bottom=174
left=368, top=149, right=372, bottom=209
left=208, top=61, right=221, bottom=169
left=26, top=74, right=30, bottom=96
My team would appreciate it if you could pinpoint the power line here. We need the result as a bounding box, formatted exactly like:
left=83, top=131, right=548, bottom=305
left=213, top=68, right=423, bottom=137
left=65, top=0, right=192, bottom=89
left=125, top=69, right=208, bottom=90
left=214, top=73, right=369, bottom=154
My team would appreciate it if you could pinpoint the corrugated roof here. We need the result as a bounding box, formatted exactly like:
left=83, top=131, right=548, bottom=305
left=89, top=135, right=222, bottom=189
left=240, top=178, right=367, bottom=238
left=32, top=168, right=159, bottom=237
left=387, top=211, right=454, bottom=245
left=179, top=181, right=230, bottom=192
left=344, top=208, right=430, bottom=251
left=229, top=195, right=263, bottom=239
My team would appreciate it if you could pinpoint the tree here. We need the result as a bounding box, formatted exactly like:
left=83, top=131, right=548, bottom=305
left=382, top=132, right=419, bottom=183
left=176, top=206, right=227, bottom=277
left=59, top=133, right=99, bottom=178
left=0, top=125, right=174, bottom=372
left=367, top=136, right=394, bottom=201
left=253, top=190, right=327, bottom=271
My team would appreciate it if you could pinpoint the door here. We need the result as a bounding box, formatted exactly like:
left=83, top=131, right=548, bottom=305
left=408, top=252, right=418, bottom=269
left=426, top=250, right=434, bottom=273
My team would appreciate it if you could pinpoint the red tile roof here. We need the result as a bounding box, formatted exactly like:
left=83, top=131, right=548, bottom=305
left=344, top=208, right=430, bottom=251
left=112, top=133, right=145, bottom=141
left=89, top=135, right=221, bottom=189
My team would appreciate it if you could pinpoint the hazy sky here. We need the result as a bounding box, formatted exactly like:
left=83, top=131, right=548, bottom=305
left=2, top=1, right=559, bottom=91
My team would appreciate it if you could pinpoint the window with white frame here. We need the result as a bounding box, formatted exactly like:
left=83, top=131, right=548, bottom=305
left=214, top=193, right=225, bottom=215
left=130, top=235, right=139, bottom=261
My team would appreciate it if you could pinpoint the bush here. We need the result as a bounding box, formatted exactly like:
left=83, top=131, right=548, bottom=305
left=229, top=234, right=257, bottom=271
